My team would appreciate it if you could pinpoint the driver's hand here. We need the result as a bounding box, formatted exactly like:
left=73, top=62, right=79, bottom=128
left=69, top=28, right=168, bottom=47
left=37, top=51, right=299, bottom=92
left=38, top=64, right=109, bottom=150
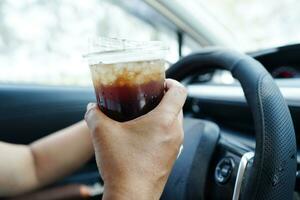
left=85, top=79, right=187, bottom=200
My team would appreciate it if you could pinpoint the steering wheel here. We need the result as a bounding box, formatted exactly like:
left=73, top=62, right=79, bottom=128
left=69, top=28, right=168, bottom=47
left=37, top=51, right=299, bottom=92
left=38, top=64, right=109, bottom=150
left=161, top=49, right=297, bottom=200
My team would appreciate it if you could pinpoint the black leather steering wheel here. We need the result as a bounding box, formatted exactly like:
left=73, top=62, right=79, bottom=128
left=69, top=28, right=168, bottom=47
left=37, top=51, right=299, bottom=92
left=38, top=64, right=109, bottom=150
left=161, top=49, right=297, bottom=200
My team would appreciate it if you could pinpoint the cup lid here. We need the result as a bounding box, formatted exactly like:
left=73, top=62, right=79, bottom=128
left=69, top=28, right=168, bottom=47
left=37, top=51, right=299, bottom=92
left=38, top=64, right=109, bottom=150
left=83, top=37, right=169, bottom=64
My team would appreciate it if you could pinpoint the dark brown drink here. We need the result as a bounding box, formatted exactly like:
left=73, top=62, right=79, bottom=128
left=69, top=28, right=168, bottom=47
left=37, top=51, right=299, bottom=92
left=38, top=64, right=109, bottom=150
left=90, top=60, right=165, bottom=121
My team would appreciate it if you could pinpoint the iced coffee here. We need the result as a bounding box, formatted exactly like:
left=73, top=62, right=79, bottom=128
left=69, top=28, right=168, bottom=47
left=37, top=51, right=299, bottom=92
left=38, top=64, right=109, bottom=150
left=85, top=38, right=167, bottom=121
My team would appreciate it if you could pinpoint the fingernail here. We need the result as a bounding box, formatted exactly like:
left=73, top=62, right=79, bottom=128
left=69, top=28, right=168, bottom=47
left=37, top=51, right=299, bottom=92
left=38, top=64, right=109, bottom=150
left=87, top=103, right=96, bottom=111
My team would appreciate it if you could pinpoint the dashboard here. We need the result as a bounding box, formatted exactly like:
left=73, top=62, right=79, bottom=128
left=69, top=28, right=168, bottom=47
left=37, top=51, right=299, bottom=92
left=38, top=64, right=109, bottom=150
left=250, top=44, right=300, bottom=79
left=271, top=65, right=300, bottom=78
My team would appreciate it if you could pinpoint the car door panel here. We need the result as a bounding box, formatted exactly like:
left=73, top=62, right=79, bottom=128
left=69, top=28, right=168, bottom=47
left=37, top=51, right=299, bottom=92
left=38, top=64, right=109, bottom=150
left=0, top=84, right=95, bottom=144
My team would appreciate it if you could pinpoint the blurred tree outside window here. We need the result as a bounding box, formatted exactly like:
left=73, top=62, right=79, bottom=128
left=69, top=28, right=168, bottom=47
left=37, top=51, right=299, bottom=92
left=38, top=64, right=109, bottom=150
left=0, top=0, right=178, bottom=86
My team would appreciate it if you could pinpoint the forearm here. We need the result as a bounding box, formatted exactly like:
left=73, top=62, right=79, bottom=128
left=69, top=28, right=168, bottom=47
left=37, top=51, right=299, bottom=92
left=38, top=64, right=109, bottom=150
left=0, top=142, right=38, bottom=196
left=30, top=121, right=94, bottom=188
left=0, top=120, right=93, bottom=197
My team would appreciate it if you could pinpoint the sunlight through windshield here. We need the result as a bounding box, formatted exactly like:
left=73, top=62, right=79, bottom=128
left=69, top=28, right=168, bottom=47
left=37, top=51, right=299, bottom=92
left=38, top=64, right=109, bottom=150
left=175, top=0, right=300, bottom=51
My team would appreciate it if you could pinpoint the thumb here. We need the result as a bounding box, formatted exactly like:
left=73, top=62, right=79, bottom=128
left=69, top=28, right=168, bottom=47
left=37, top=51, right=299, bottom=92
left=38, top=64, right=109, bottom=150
left=84, top=103, right=114, bottom=134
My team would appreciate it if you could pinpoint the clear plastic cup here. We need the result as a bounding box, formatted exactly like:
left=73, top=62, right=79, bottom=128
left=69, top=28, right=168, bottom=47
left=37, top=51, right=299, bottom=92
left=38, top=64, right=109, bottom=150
left=84, top=37, right=168, bottom=122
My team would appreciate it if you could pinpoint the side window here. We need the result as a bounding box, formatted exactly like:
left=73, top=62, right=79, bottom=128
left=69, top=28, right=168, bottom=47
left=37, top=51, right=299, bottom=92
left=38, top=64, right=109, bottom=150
left=0, top=0, right=178, bottom=86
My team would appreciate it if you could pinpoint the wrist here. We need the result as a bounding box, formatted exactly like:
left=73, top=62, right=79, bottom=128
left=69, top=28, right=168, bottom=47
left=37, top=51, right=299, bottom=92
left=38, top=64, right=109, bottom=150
left=102, top=179, right=164, bottom=200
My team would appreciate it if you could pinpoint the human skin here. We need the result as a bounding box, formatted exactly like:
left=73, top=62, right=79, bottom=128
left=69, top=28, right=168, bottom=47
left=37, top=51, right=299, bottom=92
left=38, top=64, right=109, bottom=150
left=85, top=79, right=187, bottom=200
left=0, top=121, right=94, bottom=196
left=0, top=79, right=186, bottom=200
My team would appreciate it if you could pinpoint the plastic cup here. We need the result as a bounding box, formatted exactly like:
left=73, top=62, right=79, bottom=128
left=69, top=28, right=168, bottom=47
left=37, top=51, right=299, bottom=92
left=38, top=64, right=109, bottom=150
left=84, top=37, right=168, bottom=122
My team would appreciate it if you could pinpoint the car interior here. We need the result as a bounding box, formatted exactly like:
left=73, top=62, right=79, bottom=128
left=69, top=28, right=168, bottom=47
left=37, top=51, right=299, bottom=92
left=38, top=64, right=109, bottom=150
left=0, top=0, right=300, bottom=199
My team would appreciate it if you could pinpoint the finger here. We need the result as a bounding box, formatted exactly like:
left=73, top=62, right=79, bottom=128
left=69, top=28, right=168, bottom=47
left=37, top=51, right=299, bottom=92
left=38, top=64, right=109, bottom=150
left=155, top=79, right=187, bottom=121
left=178, top=110, right=184, bottom=128
left=84, top=103, right=113, bottom=132
left=86, top=102, right=95, bottom=111
left=177, top=110, right=184, bottom=140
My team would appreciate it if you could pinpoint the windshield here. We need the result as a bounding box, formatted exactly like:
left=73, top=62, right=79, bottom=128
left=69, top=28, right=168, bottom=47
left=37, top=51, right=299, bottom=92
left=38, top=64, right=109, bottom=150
left=174, top=0, right=300, bottom=51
